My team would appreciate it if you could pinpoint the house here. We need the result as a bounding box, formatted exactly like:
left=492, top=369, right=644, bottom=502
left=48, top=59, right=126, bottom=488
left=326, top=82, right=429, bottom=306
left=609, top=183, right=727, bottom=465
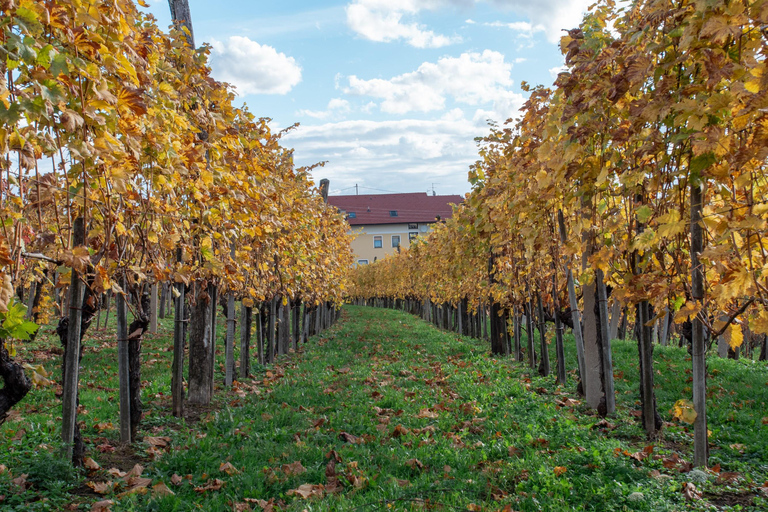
left=328, top=192, right=464, bottom=265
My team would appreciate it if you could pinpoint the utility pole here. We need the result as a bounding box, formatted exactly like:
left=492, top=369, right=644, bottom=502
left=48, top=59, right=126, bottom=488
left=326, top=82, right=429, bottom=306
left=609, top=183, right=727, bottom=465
left=355, top=184, right=358, bottom=195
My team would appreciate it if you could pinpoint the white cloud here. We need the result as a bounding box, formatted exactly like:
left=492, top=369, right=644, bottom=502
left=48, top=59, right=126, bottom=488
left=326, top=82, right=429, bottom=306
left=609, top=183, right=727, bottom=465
left=345, top=0, right=591, bottom=47
left=343, top=50, right=524, bottom=120
left=209, top=36, right=301, bottom=95
left=487, top=0, right=592, bottom=43
left=346, top=0, right=462, bottom=48
left=284, top=117, right=483, bottom=194
left=548, top=64, right=568, bottom=79
left=296, top=98, right=351, bottom=119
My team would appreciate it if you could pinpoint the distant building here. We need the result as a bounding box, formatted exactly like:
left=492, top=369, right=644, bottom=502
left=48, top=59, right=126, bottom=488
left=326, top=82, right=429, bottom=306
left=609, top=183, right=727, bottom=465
left=328, top=192, right=464, bottom=266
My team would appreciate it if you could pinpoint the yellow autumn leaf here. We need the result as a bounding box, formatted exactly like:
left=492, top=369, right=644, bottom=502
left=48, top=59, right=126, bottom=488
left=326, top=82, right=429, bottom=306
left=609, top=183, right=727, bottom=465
left=726, top=323, right=744, bottom=351
left=672, top=399, right=698, bottom=424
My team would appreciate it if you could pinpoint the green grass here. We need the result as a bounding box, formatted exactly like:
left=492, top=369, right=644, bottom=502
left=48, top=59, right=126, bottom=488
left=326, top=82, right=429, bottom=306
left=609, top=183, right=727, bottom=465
left=1, top=305, right=767, bottom=511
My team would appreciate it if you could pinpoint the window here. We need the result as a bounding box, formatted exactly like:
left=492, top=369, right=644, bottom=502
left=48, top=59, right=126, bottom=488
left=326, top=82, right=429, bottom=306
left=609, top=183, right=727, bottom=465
left=409, top=232, right=418, bottom=241
left=357, top=259, right=368, bottom=265
left=408, top=223, right=418, bottom=230
left=348, top=212, right=356, bottom=218
left=392, top=235, right=401, bottom=248
left=389, top=210, right=398, bottom=217
left=373, top=235, right=383, bottom=248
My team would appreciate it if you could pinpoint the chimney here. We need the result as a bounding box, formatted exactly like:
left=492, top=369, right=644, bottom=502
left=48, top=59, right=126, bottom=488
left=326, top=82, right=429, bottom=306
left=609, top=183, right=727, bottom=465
left=319, top=178, right=329, bottom=203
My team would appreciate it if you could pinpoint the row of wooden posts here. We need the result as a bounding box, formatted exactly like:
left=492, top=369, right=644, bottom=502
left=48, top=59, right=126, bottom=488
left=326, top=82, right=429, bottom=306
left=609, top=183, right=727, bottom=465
left=51, top=226, right=341, bottom=463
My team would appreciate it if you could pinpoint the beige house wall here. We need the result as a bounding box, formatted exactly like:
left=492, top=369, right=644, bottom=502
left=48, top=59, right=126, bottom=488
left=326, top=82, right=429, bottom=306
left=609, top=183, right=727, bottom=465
left=350, top=223, right=430, bottom=265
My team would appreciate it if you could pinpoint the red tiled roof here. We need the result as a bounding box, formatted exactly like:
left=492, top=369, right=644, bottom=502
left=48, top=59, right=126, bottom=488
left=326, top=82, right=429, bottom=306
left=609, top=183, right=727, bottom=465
left=328, top=192, right=463, bottom=226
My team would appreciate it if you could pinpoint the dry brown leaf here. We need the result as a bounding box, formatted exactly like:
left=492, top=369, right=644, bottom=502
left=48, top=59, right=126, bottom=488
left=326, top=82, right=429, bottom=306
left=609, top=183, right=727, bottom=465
left=281, top=461, right=306, bottom=476
left=682, top=482, right=701, bottom=500
left=90, top=499, right=114, bottom=512
left=194, top=478, right=225, bottom=493
left=220, top=462, right=240, bottom=475
left=338, top=432, right=361, bottom=444
left=127, top=464, right=144, bottom=477
left=416, top=408, right=439, bottom=419
left=124, top=476, right=152, bottom=489
left=83, top=457, right=101, bottom=471
left=11, top=474, right=29, bottom=490
left=144, top=436, right=171, bottom=449
left=405, top=458, right=424, bottom=470
left=107, top=468, right=127, bottom=478
left=87, top=481, right=115, bottom=495
left=286, top=483, right=324, bottom=499
left=554, top=466, right=567, bottom=476
left=152, top=482, right=175, bottom=497
left=170, top=474, right=183, bottom=486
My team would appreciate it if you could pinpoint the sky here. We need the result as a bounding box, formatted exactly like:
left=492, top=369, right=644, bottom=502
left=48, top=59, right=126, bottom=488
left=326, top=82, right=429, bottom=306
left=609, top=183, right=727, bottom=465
left=139, top=0, right=593, bottom=197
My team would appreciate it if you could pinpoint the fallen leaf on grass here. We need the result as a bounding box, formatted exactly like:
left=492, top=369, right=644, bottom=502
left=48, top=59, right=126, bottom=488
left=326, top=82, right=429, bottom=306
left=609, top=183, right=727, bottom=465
left=127, top=464, right=144, bottom=477
left=107, top=468, right=127, bottom=478
left=553, top=466, right=567, bottom=476
left=416, top=408, right=439, bottom=419
left=87, top=481, right=115, bottom=495
left=287, top=483, right=324, bottom=499
left=682, top=482, right=701, bottom=500
left=338, top=432, right=361, bottom=444
left=11, top=474, right=29, bottom=490
left=170, top=474, right=183, bottom=486
left=244, top=497, right=284, bottom=512
left=406, top=458, right=424, bottom=470
left=194, top=478, right=225, bottom=493
left=592, top=419, right=616, bottom=430
left=282, top=461, right=306, bottom=476
left=508, top=446, right=522, bottom=457
left=84, top=457, right=100, bottom=471
left=97, top=443, right=115, bottom=454
left=390, top=425, right=410, bottom=438
left=717, top=472, right=740, bottom=484
left=90, top=499, right=114, bottom=512
left=144, top=436, right=171, bottom=449
left=220, top=462, right=240, bottom=475
left=152, top=482, right=175, bottom=497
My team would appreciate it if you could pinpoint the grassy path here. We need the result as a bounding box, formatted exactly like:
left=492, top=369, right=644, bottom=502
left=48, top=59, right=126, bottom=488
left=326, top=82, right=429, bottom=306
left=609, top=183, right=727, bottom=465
left=114, top=305, right=765, bottom=512
left=2, top=305, right=766, bottom=511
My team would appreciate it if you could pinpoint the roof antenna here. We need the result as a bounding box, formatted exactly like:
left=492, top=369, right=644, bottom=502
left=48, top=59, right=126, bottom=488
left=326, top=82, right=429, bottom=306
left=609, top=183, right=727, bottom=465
left=431, top=183, right=438, bottom=196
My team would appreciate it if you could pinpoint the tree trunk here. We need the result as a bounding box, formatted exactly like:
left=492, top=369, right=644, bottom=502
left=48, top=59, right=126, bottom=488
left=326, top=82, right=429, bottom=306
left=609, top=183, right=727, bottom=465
left=117, top=275, right=131, bottom=443
left=128, top=289, right=149, bottom=441
left=268, top=297, right=277, bottom=363
left=158, top=283, right=167, bottom=320
left=513, top=307, right=522, bottom=361
left=188, top=283, right=214, bottom=404
left=0, top=344, right=31, bottom=424
left=637, top=300, right=661, bottom=438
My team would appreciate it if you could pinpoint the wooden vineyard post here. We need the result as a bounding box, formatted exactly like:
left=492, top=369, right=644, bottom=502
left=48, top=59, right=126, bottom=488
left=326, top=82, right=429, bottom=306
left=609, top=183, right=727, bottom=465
left=553, top=275, right=566, bottom=385
left=690, top=179, right=708, bottom=467
left=61, top=217, right=85, bottom=462
left=225, top=245, right=236, bottom=387
left=558, top=210, right=586, bottom=388
left=239, top=303, right=251, bottom=379
left=596, top=269, right=616, bottom=416
left=537, top=292, right=550, bottom=376
left=171, top=248, right=186, bottom=417
left=150, top=283, right=158, bottom=333
left=116, top=273, right=131, bottom=443
left=526, top=298, right=536, bottom=370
